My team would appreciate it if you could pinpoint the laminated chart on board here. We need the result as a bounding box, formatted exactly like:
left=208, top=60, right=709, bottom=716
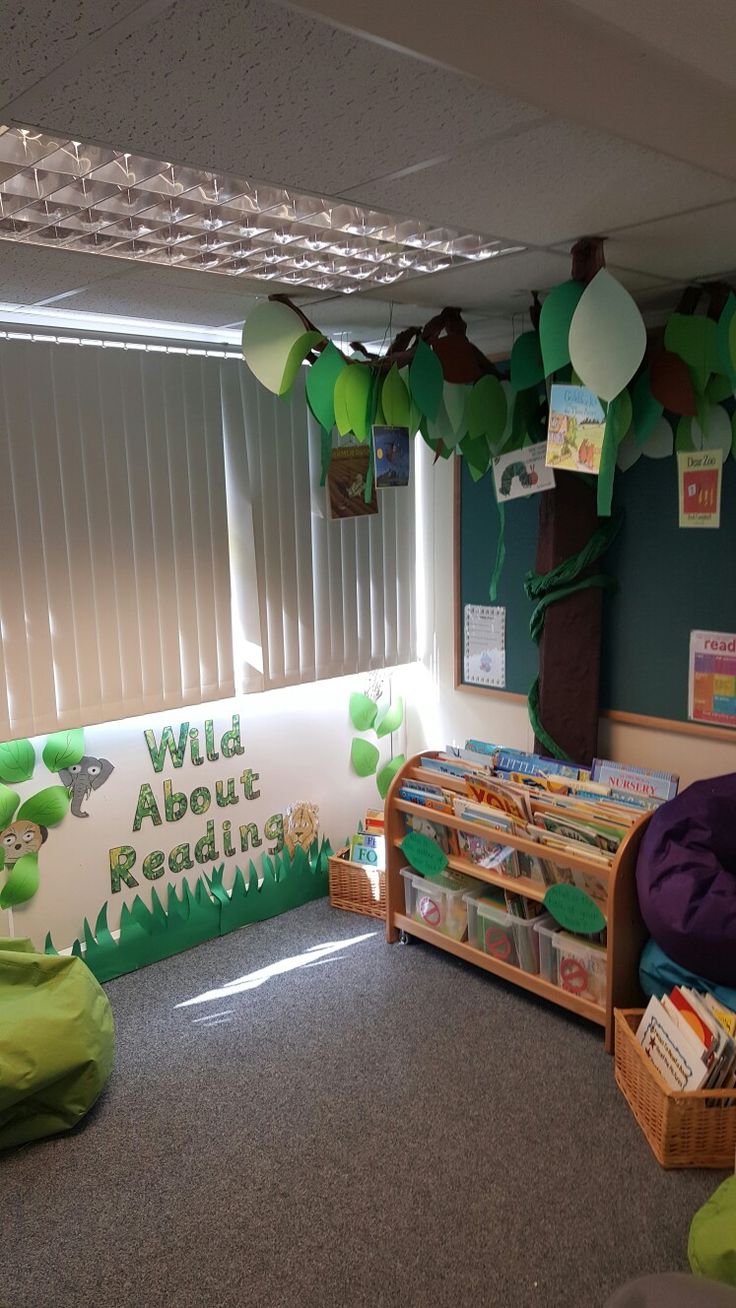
left=463, top=605, right=506, bottom=688
left=689, top=630, right=736, bottom=729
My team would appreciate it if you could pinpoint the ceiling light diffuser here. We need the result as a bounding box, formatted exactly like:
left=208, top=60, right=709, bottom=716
left=0, top=125, right=524, bottom=295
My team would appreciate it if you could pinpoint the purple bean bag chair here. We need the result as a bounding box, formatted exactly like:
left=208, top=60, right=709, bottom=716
left=636, top=773, right=736, bottom=989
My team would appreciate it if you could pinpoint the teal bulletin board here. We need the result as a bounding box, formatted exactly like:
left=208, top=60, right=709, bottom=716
left=456, top=453, right=736, bottom=737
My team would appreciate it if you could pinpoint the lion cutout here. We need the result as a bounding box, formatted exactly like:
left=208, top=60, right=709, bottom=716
left=283, top=801, right=319, bottom=857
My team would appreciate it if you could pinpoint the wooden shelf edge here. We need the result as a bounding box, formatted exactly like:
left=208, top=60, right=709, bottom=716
left=392, top=836, right=548, bottom=903
left=392, top=912, right=607, bottom=1028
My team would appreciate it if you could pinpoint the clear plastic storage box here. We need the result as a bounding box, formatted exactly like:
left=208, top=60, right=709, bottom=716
left=535, top=918, right=563, bottom=983
left=551, top=931, right=607, bottom=1007
left=464, top=894, right=552, bottom=974
left=400, top=867, right=473, bottom=940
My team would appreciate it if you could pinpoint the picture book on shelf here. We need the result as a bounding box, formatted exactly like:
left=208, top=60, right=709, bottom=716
left=349, top=831, right=385, bottom=869
left=591, top=758, right=679, bottom=803
left=636, top=987, right=736, bottom=1093
left=403, top=811, right=458, bottom=857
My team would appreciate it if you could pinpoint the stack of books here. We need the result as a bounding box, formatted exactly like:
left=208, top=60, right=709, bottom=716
left=637, top=987, right=736, bottom=1094
left=348, top=808, right=385, bottom=870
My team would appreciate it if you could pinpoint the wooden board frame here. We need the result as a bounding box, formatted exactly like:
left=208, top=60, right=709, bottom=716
left=453, top=456, right=736, bottom=743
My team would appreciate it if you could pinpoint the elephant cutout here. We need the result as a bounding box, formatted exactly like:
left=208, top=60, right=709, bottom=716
left=59, top=756, right=115, bottom=818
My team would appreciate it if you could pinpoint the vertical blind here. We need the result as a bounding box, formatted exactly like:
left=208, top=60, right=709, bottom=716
left=221, top=360, right=416, bottom=692
left=0, top=341, right=234, bottom=738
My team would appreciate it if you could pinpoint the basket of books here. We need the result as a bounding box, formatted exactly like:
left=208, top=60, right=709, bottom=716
left=614, top=1005, right=736, bottom=1169
left=328, top=810, right=386, bottom=920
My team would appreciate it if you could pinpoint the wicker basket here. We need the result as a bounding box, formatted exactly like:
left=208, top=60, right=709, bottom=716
left=328, top=847, right=386, bottom=920
left=614, top=1008, right=736, bottom=1169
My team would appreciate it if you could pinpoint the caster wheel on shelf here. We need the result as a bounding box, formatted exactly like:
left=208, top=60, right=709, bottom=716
left=399, top=930, right=411, bottom=945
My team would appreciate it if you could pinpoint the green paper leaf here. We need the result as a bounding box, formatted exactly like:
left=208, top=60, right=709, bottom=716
left=16, top=785, right=70, bottom=827
left=706, top=372, right=732, bottom=404
left=443, top=382, right=470, bottom=439
left=0, top=851, right=40, bottom=909
left=539, top=279, right=585, bottom=377
left=241, top=300, right=313, bottom=396
left=306, top=341, right=347, bottom=432
left=467, top=375, right=507, bottom=443
left=608, top=387, right=632, bottom=443
left=632, top=369, right=663, bottom=447
left=349, top=692, right=378, bottom=732
left=381, top=365, right=410, bottom=428
left=460, top=432, right=491, bottom=477
left=716, top=292, right=736, bottom=385
left=350, top=737, right=379, bottom=778
left=510, top=331, right=544, bottom=391
left=400, top=831, right=448, bottom=878
left=597, top=398, right=621, bottom=516
left=376, top=754, right=405, bottom=801
left=409, top=338, right=444, bottom=422
left=0, top=739, right=35, bottom=784
left=375, top=697, right=404, bottom=738
left=344, top=364, right=373, bottom=442
left=569, top=270, right=646, bottom=402
left=732, top=411, right=736, bottom=461
left=543, top=883, right=606, bottom=935
left=0, top=848, right=4, bottom=871
left=676, top=416, right=695, bottom=452
left=664, top=314, right=719, bottom=394
left=641, top=416, right=674, bottom=460
left=42, top=729, right=85, bottom=773
left=0, top=784, right=19, bottom=828
left=616, top=430, right=642, bottom=472
left=279, top=331, right=324, bottom=397
left=333, top=367, right=352, bottom=436
left=677, top=405, right=732, bottom=457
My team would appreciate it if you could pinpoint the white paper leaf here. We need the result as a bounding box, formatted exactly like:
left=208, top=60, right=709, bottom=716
left=693, top=404, right=732, bottom=457
left=568, top=270, right=647, bottom=402
left=241, top=299, right=309, bottom=395
left=642, top=416, right=674, bottom=459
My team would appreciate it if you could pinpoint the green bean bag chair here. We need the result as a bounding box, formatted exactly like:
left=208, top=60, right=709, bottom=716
left=689, top=1176, right=736, bottom=1287
left=0, top=938, right=114, bottom=1149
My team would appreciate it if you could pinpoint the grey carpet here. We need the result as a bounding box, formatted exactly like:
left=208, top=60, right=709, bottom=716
left=3, top=900, right=725, bottom=1308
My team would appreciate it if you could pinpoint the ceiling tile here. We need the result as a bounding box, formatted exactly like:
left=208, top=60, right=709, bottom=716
left=361, top=250, right=575, bottom=313
left=43, top=265, right=258, bottom=325
left=17, top=0, right=541, bottom=197
left=342, top=119, right=736, bottom=246
left=0, top=1, right=145, bottom=106
left=565, top=0, right=736, bottom=91
left=0, top=240, right=136, bottom=303
left=584, top=203, right=736, bottom=280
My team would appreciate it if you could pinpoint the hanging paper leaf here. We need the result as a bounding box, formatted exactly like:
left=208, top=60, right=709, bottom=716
left=716, top=292, right=736, bottom=384
left=0, top=784, right=18, bottom=828
left=344, top=364, right=373, bottom=442
left=467, top=375, right=507, bottom=444
left=0, top=739, right=35, bottom=784
left=381, top=365, right=410, bottom=428
left=376, top=754, right=405, bottom=800
left=348, top=692, right=378, bottom=732
left=632, top=369, right=663, bottom=447
left=375, top=697, right=404, bottom=738
left=443, top=382, right=469, bottom=438
left=649, top=349, right=697, bottom=416
left=539, top=280, right=585, bottom=377
left=706, top=373, right=732, bottom=404
left=0, top=851, right=40, bottom=909
left=279, top=331, right=324, bottom=397
left=616, top=430, right=642, bottom=472
left=597, top=395, right=625, bottom=516
left=306, top=341, right=347, bottom=432
left=675, top=416, right=695, bottom=453
left=242, top=300, right=322, bottom=396
left=608, top=388, right=632, bottom=442
left=677, top=406, right=732, bottom=457
left=350, top=737, right=379, bottom=778
left=510, top=332, right=544, bottom=391
left=333, top=367, right=352, bottom=436
left=641, top=416, right=674, bottom=460
left=568, top=271, right=646, bottom=402
left=409, top=339, right=444, bottom=422
left=42, top=729, right=85, bottom=774
left=460, top=433, right=491, bottom=478
left=664, top=314, right=719, bottom=393
left=17, top=785, right=70, bottom=827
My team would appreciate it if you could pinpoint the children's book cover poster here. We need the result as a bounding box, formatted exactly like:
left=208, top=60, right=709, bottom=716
left=326, top=445, right=378, bottom=519
left=546, top=385, right=606, bottom=474
left=678, top=449, right=722, bottom=528
left=492, top=441, right=556, bottom=501
left=372, top=425, right=410, bottom=488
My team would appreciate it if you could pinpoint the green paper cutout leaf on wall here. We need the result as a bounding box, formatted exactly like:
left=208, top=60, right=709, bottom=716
left=17, top=785, right=70, bottom=827
left=377, top=754, right=405, bottom=801
left=344, top=364, right=373, bottom=442
left=241, top=300, right=316, bottom=396
left=569, top=270, right=646, bottom=402
left=42, top=729, right=85, bottom=774
left=543, top=883, right=606, bottom=935
left=460, top=432, right=491, bottom=477
left=306, top=341, right=346, bottom=432
left=510, top=331, right=544, bottom=391
left=375, top=697, right=404, bottom=738
left=0, top=851, right=40, bottom=909
left=0, top=784, right=19, bottom=828
left=401, top=830, right=448, bottom=878
left=641, top=416, right=674, bottom=460
left=279, top=331, right=324, bottom=397
left=350, top=737, right=379, bottom=778
left=0, top=739, right=35, bottom=784
left=349, top=692, right=378, bottom=732
left=381, top=365, right=410, bottom=428
left=664, top=314, right=719, bottom=394
left=539, top=279, right=585, bottom=377
left=443, top=381, right=470, bottom=438
left=467, top=374, right=507, bottom=443
left=333, top=367, right=352, bottom=436
left=632, top=369, right=663, bottom=447
left=409, top=338, right=444, bottom=422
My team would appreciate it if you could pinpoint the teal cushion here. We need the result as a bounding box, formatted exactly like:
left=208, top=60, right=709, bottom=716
left=640, top=938, right=736, bottom=1010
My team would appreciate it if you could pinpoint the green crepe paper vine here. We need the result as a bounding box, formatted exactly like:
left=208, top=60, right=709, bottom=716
left=348, top=689, right=405, bottom=799
left=523, top=514, right=623, bottom=760
left=0, top=729, right=82, bottom=909
left=45, top=837, right=333, bottom=984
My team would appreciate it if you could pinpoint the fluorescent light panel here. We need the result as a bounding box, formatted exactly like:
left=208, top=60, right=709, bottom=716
left=0, top=125, right=524, bottom=295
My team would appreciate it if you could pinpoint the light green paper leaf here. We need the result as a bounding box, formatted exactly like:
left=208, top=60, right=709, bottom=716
left=460, top=433, right=491, bottom=477
left=569, top=270, right=646, bottom=402
left=632, top=369, right=663, bottom=447
left=443, top=382, right=470, bottom=438
left=376, top=754, right=405, bottom=801
left=706, top=372, right=732, bottom=404
left=306, top=341, right=347, bottom=432
left=676, top=406, right=731, bottom=457
left=0, top=851, right=40, bottom=909
left=0, top=784, right=19, bottom=828
left=333, top=366, right=352, bottom=436
left=17, top=785, right=70, bottom=827
left=608, top=387, right=633, bottom=443
left=642, top=416, right=674, bottom=460
left=467, top=375, right=507, bottom=443
left=241, top=300, right=311, bottom=396
left=510, top=331, right=544, bottom=391
left=716, top=292, right=736, bottom=384
left=349, top=692, right=378, bottom=732
left=0, top=739, right=35, bottom=784
left=400, top=831, right=448, bottom=878
left=42, top=728, right=85, bottom=773
left=539, top=279, right=585, bottom=377
left=543, top=883, right=606, bottom=935
left=597, top=398, right=621, bottom=517
left=279, top=331, right=324, bottom=397
left=350, top=737, right=379, bottom=778
left=375, top=697, right=404, bottom=738
left=381, top=365, right=410, bottom=428
left=676, top=417, right=695, bottom=452
left=664, top=314, right=719, bottom=394
left=344, top=364, right=373, bottom=442
left=409, top=339, right=444, bottom=423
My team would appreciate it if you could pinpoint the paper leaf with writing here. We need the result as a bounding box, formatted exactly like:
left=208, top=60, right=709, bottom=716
left=0, top=739, right=35, bottom=784
left=0, top=852, right=40, bottom=909
left=349, top=692, right=378, bottom=732
left=467, top=374, right=507, bottom=444
left=401, top=830, right=448, bottom=878
left=569, top=271, right=646, bottom=402
left=649, top=349, right=697, bottom=416
left=665, top=313, right=719, bottom=394
left=544, top=883, right=606, bottom=935
left=42, top=729, right=85, bottom=774
left=350, top=737, right=379, bottom=778
left=375, top=698, right=404, bottom=738
left=376, top=754, right=405, bottom=801
left=510, top=331, right=544, bottom=391
left=409, top=339, right=444, bottom=423
left=306, top=341, right=346, bottom=432
left=539, top=279, right=585, bottom=377
left=381, top=365, right=410, bottom=429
